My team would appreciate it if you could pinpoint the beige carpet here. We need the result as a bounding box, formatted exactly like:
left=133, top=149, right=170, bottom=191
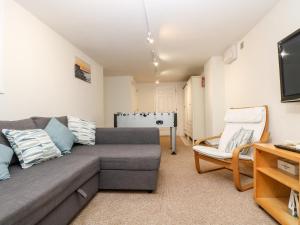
left=71, top=137, right=276, bottom=225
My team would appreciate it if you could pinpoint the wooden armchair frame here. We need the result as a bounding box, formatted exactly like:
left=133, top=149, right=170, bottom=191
left=193, top=106, right=269, bottom=192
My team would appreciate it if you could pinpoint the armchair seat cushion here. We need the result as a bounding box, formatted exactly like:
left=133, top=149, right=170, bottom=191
left=193, top=145, right=252, bottom=160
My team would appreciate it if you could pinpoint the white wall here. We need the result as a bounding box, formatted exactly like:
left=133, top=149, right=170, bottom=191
left=104, top=76, right=136, bottom=127
left=0, top=0, right=4, bottom=93
left=224, top=0, right=300, bottom=143
left=130, top=79, right=138, bottom=112
left=204, top=56, right=225, bottom=136
left=0, top=0, right=104, bottom=125
left=136, top=83, right=155, bottom=112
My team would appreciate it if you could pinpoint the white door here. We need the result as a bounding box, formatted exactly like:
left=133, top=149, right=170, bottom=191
left=155, top=87, right=176, bottom=113
left=155, top=85, right=184, bottom=136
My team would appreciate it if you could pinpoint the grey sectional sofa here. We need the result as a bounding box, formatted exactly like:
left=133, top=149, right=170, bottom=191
left=0, top=117, right=161, bottom=225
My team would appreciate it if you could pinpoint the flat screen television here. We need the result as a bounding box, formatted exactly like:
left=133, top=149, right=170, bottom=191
left=278, top=29, right=300, bottom=102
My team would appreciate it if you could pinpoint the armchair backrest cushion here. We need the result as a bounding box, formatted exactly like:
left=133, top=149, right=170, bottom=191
left=218, top=106, right=267, bottom=153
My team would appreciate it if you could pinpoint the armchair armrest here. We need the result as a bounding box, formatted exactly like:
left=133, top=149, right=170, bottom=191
left=232, top=143, right=254, bottom=191
left=95, top=127, right=160, bottom=145
left=193, top=135, right=222, bottom=146
left=232, top=143, right=253, bottom=161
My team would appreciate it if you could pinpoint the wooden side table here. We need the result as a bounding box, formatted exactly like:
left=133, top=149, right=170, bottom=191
left=254, top=143, right=300, bottom=225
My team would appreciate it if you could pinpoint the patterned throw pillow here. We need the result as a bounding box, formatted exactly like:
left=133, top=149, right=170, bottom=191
left=224, top=128, right=254, bottom=154
left=2, top=129, right=62, bottom=169
left=67, top=116, right=96, bottom=145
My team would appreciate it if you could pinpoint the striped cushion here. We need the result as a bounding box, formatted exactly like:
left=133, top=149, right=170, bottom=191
left=2, top=129, right=62, bottom=169
left=67, top=116, right=96, bottom=145
left=224, top=128, right=254, bottom=154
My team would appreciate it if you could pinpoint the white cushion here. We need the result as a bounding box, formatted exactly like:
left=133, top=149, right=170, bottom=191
left=218, top=107, right=266, bottom=153
left=224, top=107, right=265, bottom=123
left=193, top=145, right=252, bottom=160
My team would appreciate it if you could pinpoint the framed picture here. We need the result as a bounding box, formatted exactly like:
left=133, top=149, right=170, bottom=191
left=75, top=57, right=91, bottom=83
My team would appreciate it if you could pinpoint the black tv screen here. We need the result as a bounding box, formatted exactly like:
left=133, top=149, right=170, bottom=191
left=278, top=29, right=300, bottom=102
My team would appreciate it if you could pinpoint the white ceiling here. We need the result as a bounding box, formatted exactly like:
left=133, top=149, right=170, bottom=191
left=15, top=0, right=279, bottom=82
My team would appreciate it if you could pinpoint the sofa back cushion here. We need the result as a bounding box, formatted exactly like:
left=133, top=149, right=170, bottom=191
left=0, top=119, right=37, bottom=165
left=31, top=116, right=68, bottom=129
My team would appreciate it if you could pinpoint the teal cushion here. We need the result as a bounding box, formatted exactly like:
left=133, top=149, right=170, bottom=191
left=0, top=144, right=14, bottom=180
left=45, top=118, right=75, bottom=154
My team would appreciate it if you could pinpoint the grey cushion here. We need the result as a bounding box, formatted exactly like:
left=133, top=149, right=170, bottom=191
left=31, top=116, right=68, bottom=129
left=0, top=119, right=37, bottom=165
left=72, top=144, right=161, bottom=171
left=0, top=154, right=99, bottom=225
left=95, top=128, right=160, bottom=145
left=0, top=119, right=37, bottom=146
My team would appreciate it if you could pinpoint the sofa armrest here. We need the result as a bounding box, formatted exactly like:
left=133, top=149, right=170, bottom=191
left=95, top=128, right=160, bottom=145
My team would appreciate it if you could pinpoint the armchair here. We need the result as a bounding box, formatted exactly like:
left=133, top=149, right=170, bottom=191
left=193, top=106, right=269, bottom=191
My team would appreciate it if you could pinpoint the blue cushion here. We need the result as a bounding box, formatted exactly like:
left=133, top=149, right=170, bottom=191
left=45, top=118, right=75, bottom=154
left=0, top=144, right=13, bottom=180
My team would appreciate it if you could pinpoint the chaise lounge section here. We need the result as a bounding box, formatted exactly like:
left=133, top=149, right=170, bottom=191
left=0, top=117, right=161, bottom=225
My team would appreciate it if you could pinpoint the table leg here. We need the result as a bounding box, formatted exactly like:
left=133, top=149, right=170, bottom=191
left=171, top=127, right=177, bottom=155
left=169, top=127, right=172, bottom=149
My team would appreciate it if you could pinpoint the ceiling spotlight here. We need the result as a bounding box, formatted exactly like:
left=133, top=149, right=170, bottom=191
left=155, top=80, right=160, bottom=85
left=153, top=60, right=159, bottom=67
left=147, top=32, right=154, bottom=44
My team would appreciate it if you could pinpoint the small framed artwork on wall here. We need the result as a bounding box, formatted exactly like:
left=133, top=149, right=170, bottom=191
left=75, top=57, right=91, bottom=83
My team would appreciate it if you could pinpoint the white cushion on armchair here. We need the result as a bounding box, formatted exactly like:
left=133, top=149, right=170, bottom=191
left=224, top=107, right=264, bottom=123
left=193, top=145, right=252, bottom=160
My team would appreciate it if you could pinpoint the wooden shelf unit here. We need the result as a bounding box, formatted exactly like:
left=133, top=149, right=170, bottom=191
left=254, top=144, right=300, bottom=225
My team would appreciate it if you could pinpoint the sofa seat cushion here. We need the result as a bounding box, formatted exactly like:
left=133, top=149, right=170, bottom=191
left=72, top=144, right=161, bottom=171
left=0, top=154, right=99, bottom=225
